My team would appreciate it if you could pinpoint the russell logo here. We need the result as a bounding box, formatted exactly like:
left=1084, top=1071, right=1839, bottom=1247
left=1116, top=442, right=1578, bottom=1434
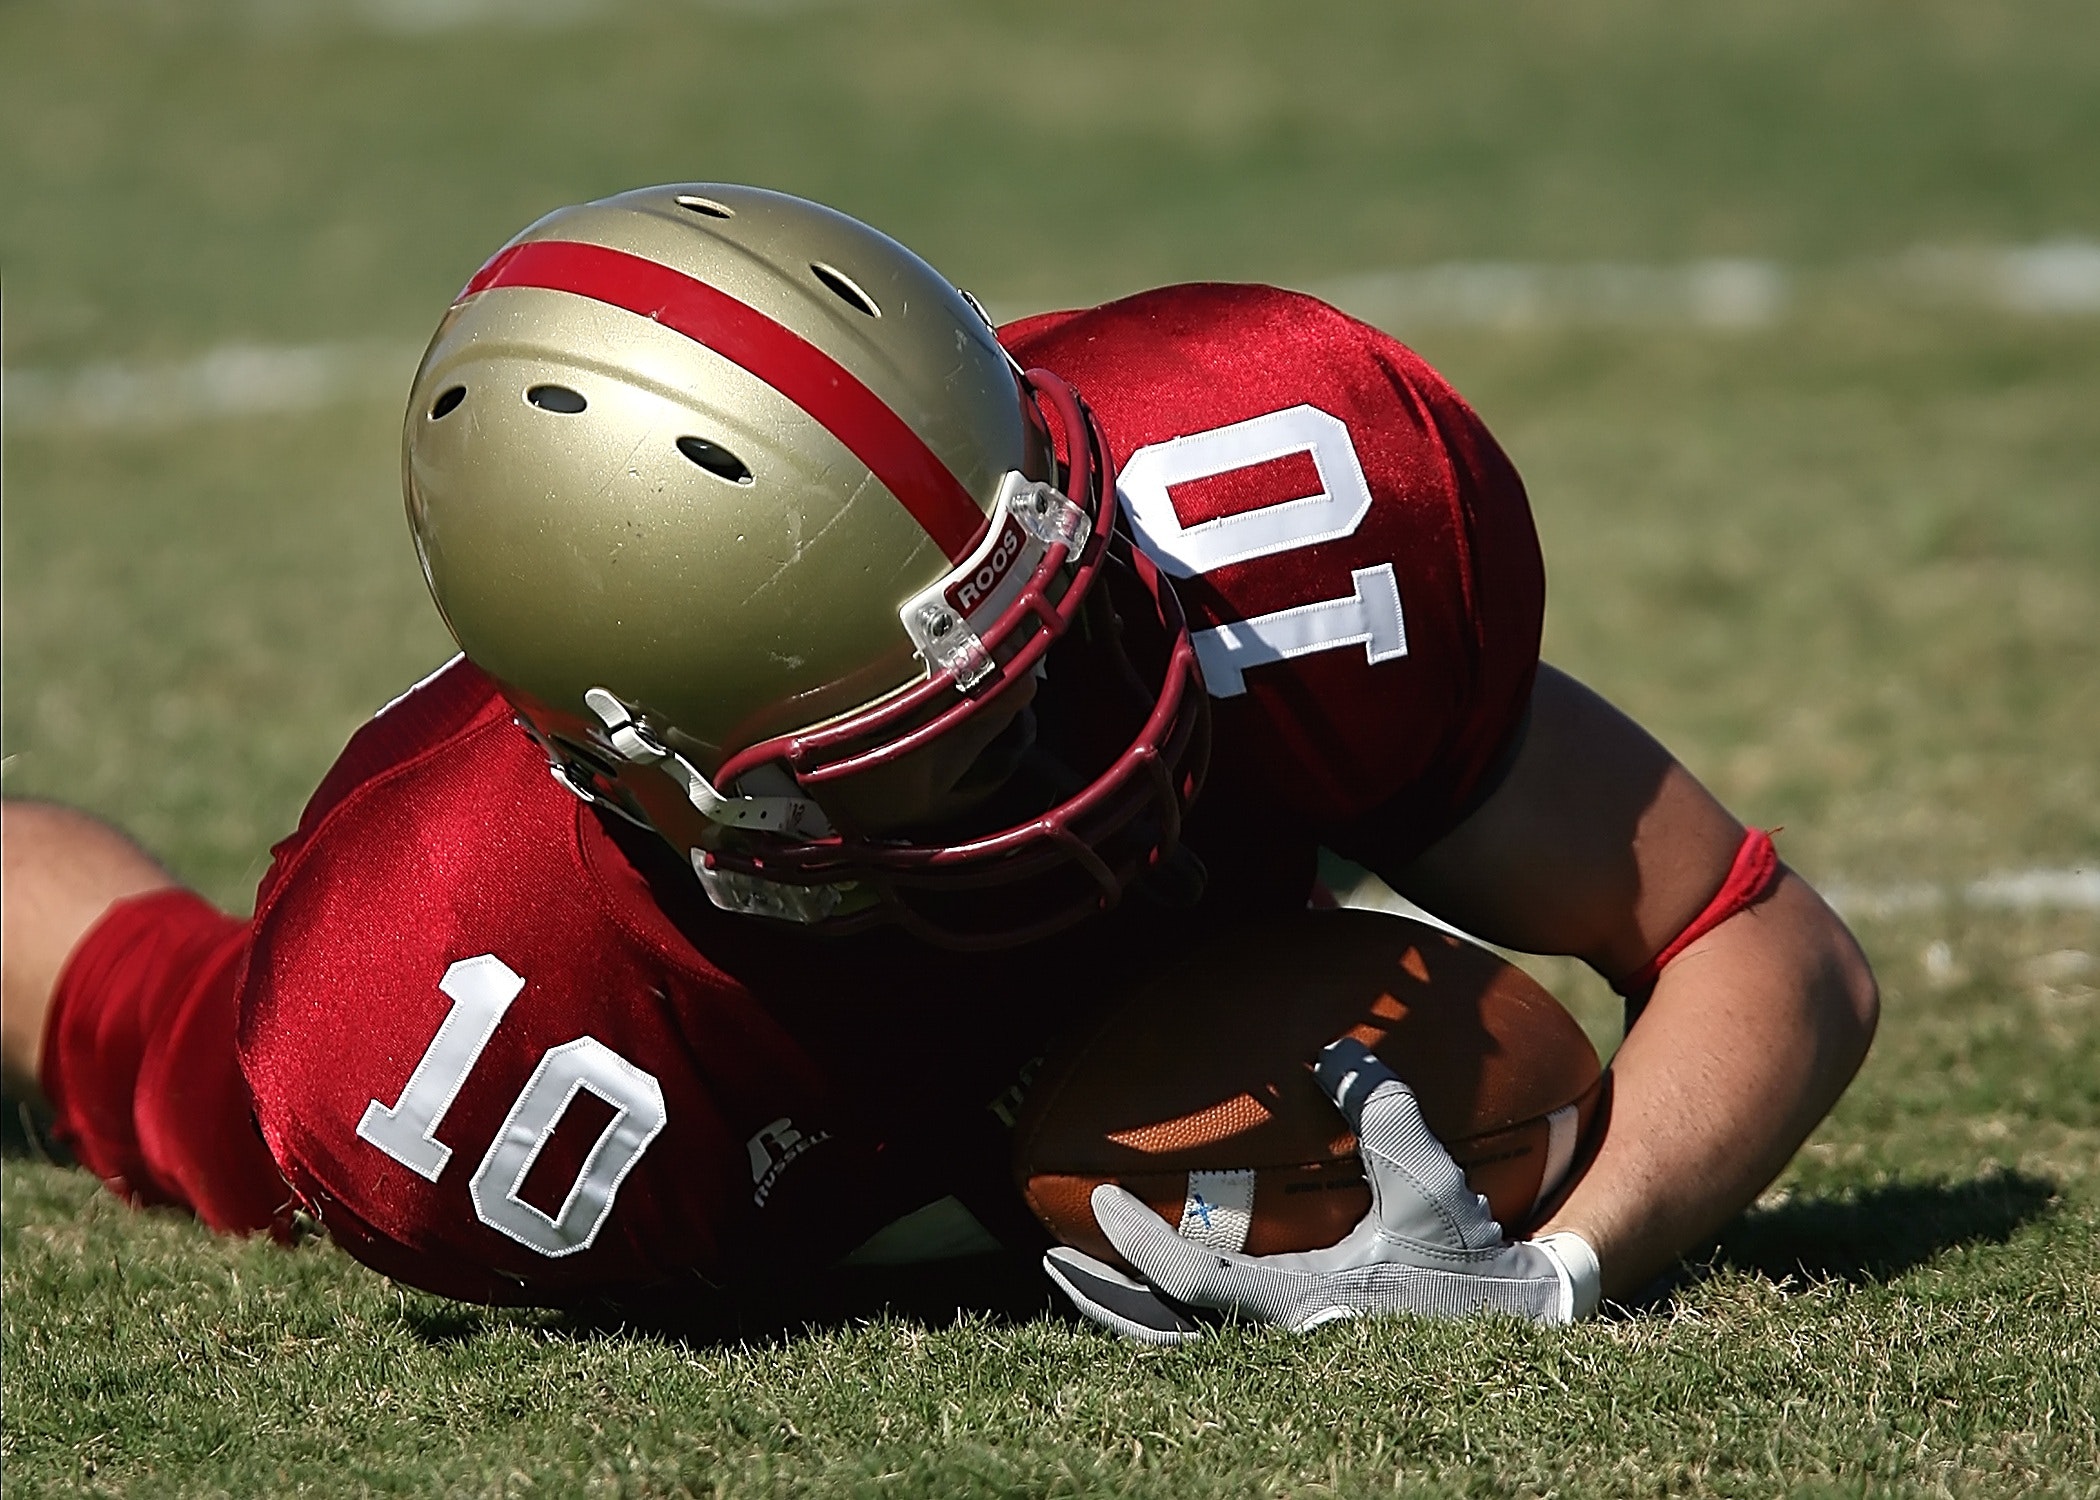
left=946, top=515, right=1029, bottom=615
left=746, top=1116, right=832, bottom=1207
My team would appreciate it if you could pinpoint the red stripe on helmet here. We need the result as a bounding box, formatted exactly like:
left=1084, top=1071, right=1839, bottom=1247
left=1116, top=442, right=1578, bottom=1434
left=461, top=239, right=987, bottom=561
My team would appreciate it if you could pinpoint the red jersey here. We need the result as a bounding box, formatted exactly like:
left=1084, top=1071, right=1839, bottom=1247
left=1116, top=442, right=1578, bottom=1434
left=1004, top=286, right=1541, bottom=867
left=49, top=285, right=1542, bottom=1307
left=237, top=660, right=1067, bottom=1303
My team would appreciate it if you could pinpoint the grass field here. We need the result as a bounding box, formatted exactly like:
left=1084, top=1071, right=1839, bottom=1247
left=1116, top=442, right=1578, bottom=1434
left=5, top=0, right=2098, bottom=1494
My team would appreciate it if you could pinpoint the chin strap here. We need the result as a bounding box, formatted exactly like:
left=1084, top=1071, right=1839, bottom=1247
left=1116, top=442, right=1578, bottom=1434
left=582, top=687, right=832, bottom=838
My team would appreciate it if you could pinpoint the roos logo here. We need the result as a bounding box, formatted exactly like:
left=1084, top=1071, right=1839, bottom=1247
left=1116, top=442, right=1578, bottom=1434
left=946, top=516, right=1029, bottom=615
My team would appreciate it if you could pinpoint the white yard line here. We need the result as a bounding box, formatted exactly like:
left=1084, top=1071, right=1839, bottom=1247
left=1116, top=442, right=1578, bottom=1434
left=4, top=341, right=416, bottom=433
left=1313, top=258, right=1793, bottom=330
left=234, top=0, right=890, bottom=32
left=339, top=0, right=610, bottom=32
left=1309, top=239, right=2100, bottom=332
left=8, top=241, right=2096, bottom=432
left=1895, top=239, right=2100, bottom=316
left=1822, top=868, right=2100, bottom=920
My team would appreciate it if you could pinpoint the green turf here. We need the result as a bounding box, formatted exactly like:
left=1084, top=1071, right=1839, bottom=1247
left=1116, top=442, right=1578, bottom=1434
left=5, top=1, right=2099, bottom=1494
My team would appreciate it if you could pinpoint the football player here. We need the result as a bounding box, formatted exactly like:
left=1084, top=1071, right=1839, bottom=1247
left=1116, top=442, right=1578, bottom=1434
left=2, top=185, right=1877, bottom=1333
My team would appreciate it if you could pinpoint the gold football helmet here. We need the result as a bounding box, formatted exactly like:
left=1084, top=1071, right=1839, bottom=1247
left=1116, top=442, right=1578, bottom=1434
left=404, top=185, right=1207, bottom=946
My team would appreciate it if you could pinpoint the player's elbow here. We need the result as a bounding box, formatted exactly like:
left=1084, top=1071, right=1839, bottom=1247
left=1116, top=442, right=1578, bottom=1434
left=1807, top=895, right=1879, bottom=1090
left=1839, top=943, right=1880, bottom=1073
left=1843, top=936, right=1880, bottom=1047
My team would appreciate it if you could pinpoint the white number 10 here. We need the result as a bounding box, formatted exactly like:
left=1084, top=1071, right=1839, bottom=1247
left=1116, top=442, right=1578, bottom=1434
left=1117, top=404, right=1408, bottom=698
left=357, top=954, right=667, bottom=1258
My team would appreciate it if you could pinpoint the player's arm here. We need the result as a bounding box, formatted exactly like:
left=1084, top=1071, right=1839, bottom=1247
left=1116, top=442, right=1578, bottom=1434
left=1386, top=663, right=1880, bottom=1300
left=1, top=798, right=287, bottom=1233
left=1, top=799, right=176, bottom=1107
left=1044, top=666, right=1876, bottom=1339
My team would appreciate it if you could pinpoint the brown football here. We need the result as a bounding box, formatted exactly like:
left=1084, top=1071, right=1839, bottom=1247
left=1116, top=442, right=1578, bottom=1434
left=1014, top=910, right=1606, bottom=1269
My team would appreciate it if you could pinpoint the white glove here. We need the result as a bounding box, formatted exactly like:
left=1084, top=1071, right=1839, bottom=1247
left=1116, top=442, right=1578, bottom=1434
left=1042, top=1037, right=1602, bottom=1344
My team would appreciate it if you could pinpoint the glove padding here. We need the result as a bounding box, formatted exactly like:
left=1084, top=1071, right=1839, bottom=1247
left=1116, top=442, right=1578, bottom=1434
left=1043, top=1037, right=1601, bottom=1344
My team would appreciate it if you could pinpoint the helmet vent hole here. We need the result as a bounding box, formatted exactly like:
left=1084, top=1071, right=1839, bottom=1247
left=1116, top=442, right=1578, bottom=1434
left=675, top=194, right=735, bottom=219
left=526, top=384, right=587, bottom=414
left=677, top=435, right=753, bottom=485
left=811, top=263, right=881, bottom=318
left=429, top=385, right=467, bottom=420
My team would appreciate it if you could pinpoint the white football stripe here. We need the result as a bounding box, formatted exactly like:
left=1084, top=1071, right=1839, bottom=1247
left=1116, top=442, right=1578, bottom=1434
left=1178, top=1169, right=1256, bottom=1254
left=1534, top=1103, right=1581, bottom=1216
left=1326, top=863, right=2100, bottom=932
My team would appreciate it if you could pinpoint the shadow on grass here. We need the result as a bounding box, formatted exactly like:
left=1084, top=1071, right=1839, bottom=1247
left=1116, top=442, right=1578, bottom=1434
left=0, top=1094, right=73, bottom=1167
left=402, top=1300, right=504, bottom=1347
left=555, top=1252, right=1064, bottom=1352
left=20, top=1077, right=2054, bottom=1348
left=393, top=1250, right=1061, bottom=1353
left=410, top=1173, right=2069, bottom=1350
left=1697, top=1169, right=2061, bottom=1289
left=4, top=1076, right=1053, bottom=1351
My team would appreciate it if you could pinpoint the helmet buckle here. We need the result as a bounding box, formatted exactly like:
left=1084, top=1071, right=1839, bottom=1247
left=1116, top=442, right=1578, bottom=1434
left=913, top=603, right=997, bottom=691
left=1008, top=477, right=1093, bottom=554
left=584, top=687, right=673, bottom=764
left=583, top=687, right=833, bottom=839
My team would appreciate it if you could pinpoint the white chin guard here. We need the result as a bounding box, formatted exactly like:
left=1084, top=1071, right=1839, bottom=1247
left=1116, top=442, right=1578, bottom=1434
left=692, top=856, right=847, bottom=925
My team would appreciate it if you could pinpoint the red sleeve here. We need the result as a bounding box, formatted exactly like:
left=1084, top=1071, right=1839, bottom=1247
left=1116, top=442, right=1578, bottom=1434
left=1005, top=285, right=1543, bottom=865
left=40, top=888, right=289, bottom=1235
left=26, top=661, right=506, bottom=1242
left=38, top=658, right=1057, bottom=1300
